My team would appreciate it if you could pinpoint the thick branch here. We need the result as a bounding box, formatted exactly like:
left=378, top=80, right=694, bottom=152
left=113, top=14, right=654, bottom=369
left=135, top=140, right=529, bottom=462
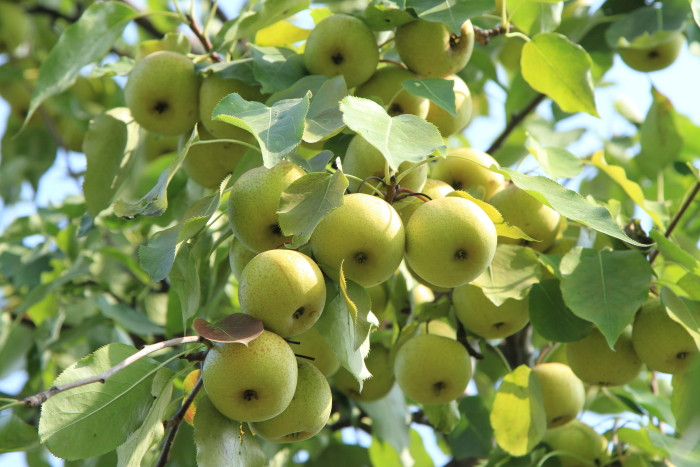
left=22, top=336, right=204, bottom=408
left=648, top=181, right=700, bottom=265
left=486, top=93, right=546, bottom=155
left=156, top=375, right=204, bottom=467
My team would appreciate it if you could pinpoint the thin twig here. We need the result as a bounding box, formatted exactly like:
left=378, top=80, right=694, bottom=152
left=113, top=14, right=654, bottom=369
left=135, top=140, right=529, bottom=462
left=156, top=375, right=204, bottom=467
left=486, top=93, right=546, bottom=155
left=186, top=13, right=223, bottom=62
left=378, top=58, right=406, bottom=68
left=473, top=24, right=512, bottom=46
left=22, top=336, right=204, bottom=408
left=117, top=0, right=164, bottom=39
left=456, top=321, right=484, bottom=360
left=648, top=181, right=700, bottom=265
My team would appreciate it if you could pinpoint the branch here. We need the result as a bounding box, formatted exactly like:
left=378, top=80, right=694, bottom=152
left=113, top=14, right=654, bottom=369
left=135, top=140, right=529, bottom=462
left=648, top=181, right=700, bottom=265
left=473, top=24, right=512, bottom=46
left=456, top=321, right=484, bottom=360
left=486, top=93, right=546, bottom=155
left=156, top=374, right=204, bottom=467
left=186, top=13, right=223, bottom=62
left=22, top=336, right=204, bottom=408
left=117, top=0, right=164, bottom=39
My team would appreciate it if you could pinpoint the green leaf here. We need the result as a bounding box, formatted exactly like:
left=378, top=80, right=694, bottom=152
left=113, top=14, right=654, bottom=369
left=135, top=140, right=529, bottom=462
left=198, top=58, right=258, bottom=87
left=360, top=385, right=411, bottom=460
left=252, top=46, right=307, bottom=94
left=473, top=244, right=541, bottom=306
left=528, top=279, right=593, bottom=343
left=490, top=365, right=546, bottom=456
left=0, top=412, right=40, bottom=453
left=605, top=5, right=688, bottom=48
left=402, top=78, right=457, bottom=117
left=0, top=313, right=34, bottom=380
left=448, top=396, right=493, bottom=459
left=662, top=287, right=700, bottom=349
left=638, top=87, right=683, bottom=177
left=96, top=297, right=164, bottom=336
left=499, top=168, right=650, bottom=247
left=560, top=248, right=653, bottom=348
left=364, top=5, right=415, bottom=31
left=116, top=368, right=175, bottom=467
left=213, top=93, right=310, bottom=168
left=406, top=0, right=495, bottom=34
left=138, top=225, right=180, bottom=282
left=422, top=400, right=461, bottom=433
left=340, top=96, right=446, bottom=171
left=521, top=33, right=598, bottom=117
left=508, top=0, right=562, bottom=36
left=170, top=243, right=201, bottom=327
left=304, top=76, right=349, bottom=143
left=525, top=135, right=583, bottom=179
left=278, top=171, right=348, bottom=249
left=38, top=343, right=160, bottom=460
left=25, top=2, right=138, bottom=125
left=193, top=396, right=266, bottom=467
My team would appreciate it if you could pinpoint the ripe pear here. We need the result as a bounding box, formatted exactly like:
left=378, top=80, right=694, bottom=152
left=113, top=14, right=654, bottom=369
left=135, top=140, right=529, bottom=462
left=396, top=178, right=454, bottom=226
left=202, top=330, right=298, bottom=422
left=425, top=75, right=472, bottom=137
left=430, top=148, right=505, bottom=201
left=452, top=283, right=529, bottom=339
left=239, top=249, right=326, bottom=338
left=249, top=359, right=332, bottom=443
left=405, top=196, right=497, bottom=288
left=394, top=333, right=472, bottom=404
left=566, top=327, right=642, bottom=387
left=413, top=284, right=436, bottom=307
left=632, top=298, right=697, bottom=375
left=618, top=32, right=685, bottom=73
left=532, top=363, right=585, bottom=428
left=395, top=19, right=475, bottom=77
left=488, top=184, right=561, bottom=252
left=334, top=344, right=395, bottom=401
left=355, top=65, right=430, bottom=118
left=124, top=51, right=200, bottom=136
left=343, top=134, right=427, bottom=194
left=229, top=237, right=257, bottom=281
left=406, top=261, right=453, bottom=293
left=182, top=369, right=203, bottom=426
left=228, top=160, right=306, bottom=253
left=292, top=325, right=340, bottom=377
left=419, top=319, right=456, bottom=340
left=542, top=419, right=609, bottom=467
left=304, top=14, right=379, bottom=88
left=310, top=193, right=405, bottom=287
left=184, top=124, right=248, bottom=189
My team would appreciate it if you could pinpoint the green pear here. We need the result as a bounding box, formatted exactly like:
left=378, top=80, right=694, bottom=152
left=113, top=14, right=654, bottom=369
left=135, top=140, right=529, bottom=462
left=395, top=19, right=475, bottom=77
left=184, top=124, right=249, bottom=189
left=413, top=284, right=436, bottom=307
left=566, top=327, right=642, bottom=387
left=619, top=32, right=685, bottom=73
left=292, top=325, right=340, bottom=377
left=532, top=363, right=585, bottom=428
left=405, top=196, right=497, bottom=288
left=632, top=298, right=697, bottom=375
left=488, top=184, right=561, bottom=252
left=406, top=261, right=453, bottom=293
left=239, top=249, right=326, bottom=338
left=202, top=330, right=298, bottom=422
left=249, top=359, right=332, bottom=442
left=138, top=129, right=180, bottom=161
left=395, top=178, right=454, bottom=226
left=430, top=148, right=505, bottom=201
left=394, top=333, right=472, bottom=404
left=452, top=283, right=529, bottom=339
left=367, top=282, right=389, bottom=321
left=310, top=193, right=405, bottom=288
left=304, top=14, right=379, bottom=88
left=229, top=237, right=257, bottom=281
left=419, top=319, right=456, bottom=340
left=425, top=75, right=472, bottom=137
left=343, top=134, right=427, bottom=194
left=355, top=65, right=430, bottom=118
left=334, top=344, right=395, bottom=401
left=124, top=51, right=200, bottom=136
left=228, top=160, right=306, bottom=253
left=0, top=2, right=30, bottom=54
left=542, top=419, right=609, bottom=467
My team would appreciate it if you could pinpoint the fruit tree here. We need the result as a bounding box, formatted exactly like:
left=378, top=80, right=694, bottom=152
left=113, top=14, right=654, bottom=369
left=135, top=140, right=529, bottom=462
left=1, top=0, right=700, bottom=466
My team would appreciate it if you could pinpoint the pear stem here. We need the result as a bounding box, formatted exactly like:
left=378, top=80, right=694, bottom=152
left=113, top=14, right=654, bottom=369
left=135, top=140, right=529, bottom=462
left=156, top=373, right=204, bottom=467
left=648, top=181, right=700, bottom=265
left=186, top=13, right=223, bottom=62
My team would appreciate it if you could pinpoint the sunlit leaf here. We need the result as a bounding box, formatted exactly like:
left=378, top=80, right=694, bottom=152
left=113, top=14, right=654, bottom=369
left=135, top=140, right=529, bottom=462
left=529, top=279, right=593, bottom=342
left=406, top=0, right=495, bottom=34
left=473, top=244, right=541, bottom=306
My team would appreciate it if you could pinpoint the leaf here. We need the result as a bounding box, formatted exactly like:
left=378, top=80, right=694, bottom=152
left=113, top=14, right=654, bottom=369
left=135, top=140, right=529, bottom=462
left=278, top=171, right=348, bottom=249
left=170, top=243, right=201, bottom=326
left=499, top=168, right=651, bottom=247
left=448, top=396, right=493, bottom=459
left=560, top=248, right=653, bottom=348
left=198, top=59, right=258, bottom=86
left=605, top=5, right=689, bottom=48
left=422, top=400, right=461, bottom=434
left=193, top=397, right=266, bottom=467
left=473, top=244, right=541, bottom=306
left=589, top=151, right=664, bottom=228
left=340, top=96, right=446, bottom=171
left=662, top=287, right=700, bottom=349
left=359, top=385, right=411, bottom=459
left=25, top=2, right=138, bottom=125
left=97, top=297, right=164, bottom=336
left=446, top=191, right=535, bottom=241
left=138, top=225, right=180, bottom=282
left=402, top=78, right=457, bottom=117
left=193, top=314, right=264, bottom=344
left=525, top=135, right=583, bottom=180
left=38, top=343, right=160, bottom=460
left=116, top=368, right=175, bottom=467
left=0, top=412, right=39, bottom=453
left=638, top=87, right=683, bottom=177
left=508, top=0, right=563, bottom=36
left=364, top=5, right=415, bottom=31
left=252, top=45, right=307, bottom=94
left=406, top=0, right=495, bottom=34
left=521, top=33, right=598, bottom=117
left=213, top=93, right=310, bottom=168
left=0, top=313, right=34, bottom=380
left=304, top=76, right=349, bottom=143
left=528, top=279, right=593, bottom=342
left=490, top=365, right=547, bottom=456
left=83, top=108, right=140, bottom=216
left=255, top=20, right=310, bottom=47
left=339, top=262, right=359, bottom=324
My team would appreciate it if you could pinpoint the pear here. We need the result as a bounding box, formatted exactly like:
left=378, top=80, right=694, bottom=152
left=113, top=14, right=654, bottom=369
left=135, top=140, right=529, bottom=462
left=452, top=283, right=529, bottom=339
left=395, top=178, right=454, bottom=226
left=292, top=325, right=340, bottom=377
left=532, top=363, right=585, bottom=428
left=334, top=344, right=395, bottom=401
left=138, top=129, right=180, bottom=161
left=355, top=65, right=430, bottom=118
left=367, top=282, right=389, bottom=322
left=425, top=75, right=473, bottom=137
left=430, top=148, right=505, bottom=201
left=202, top=330, right=298, bottom=422
left=419, top=319, right=457, bottom=340
left=249, top=359, right=332, bottom=442
left=619, top=32, right=685, bottom=73
left=229, top=237, right=257, bottom=281
left=182, top=369, right=203, bottom=426
left=239, top=249, right=326, bottom=338
left=184, top=124, right=248, bottom=189
left=542, top=419, right=609, bottom=467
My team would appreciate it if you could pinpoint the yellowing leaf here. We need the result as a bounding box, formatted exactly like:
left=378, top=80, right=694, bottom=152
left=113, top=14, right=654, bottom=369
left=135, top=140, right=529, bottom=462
left=446, top=191, right=536, bottom=241
left=339, top=260, right=358, bottom=323
left=255, top=20, right=310, bottom=47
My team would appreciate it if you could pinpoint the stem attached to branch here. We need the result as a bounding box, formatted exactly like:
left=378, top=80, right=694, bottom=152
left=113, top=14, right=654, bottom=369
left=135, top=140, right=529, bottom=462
left=648, top=181, right=700, bottom=265
left=456, top=321, right=484, bottom=360
left=473, top=25, right=512, bottom=46
left=22, top=336, right=204, bottom=408
left=486, top=93, right=546, bottom=155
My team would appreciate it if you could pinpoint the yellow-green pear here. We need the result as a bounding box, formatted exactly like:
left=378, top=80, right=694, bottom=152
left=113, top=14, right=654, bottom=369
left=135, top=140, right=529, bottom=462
left=395, top=19, right=475, bottom=77
left=202, top=330, right=298, bottom=422
left=413, top=284, right=436, bottom=307
left=239, top=249, right=326, bottom=338
left=290, top=325, right=340, bottom=377
left=355, top=65, right=430, bottom=118
left=532, top=363, right=585, bottom=428
left=405, top=196, right=497, bottom=288
left=419, top=319, right=456, bottom=340
left=425, top=75, right=472, bottom=137
left=367, top=282, right=389, bottom=321
left=310, top=193, right=405, bottom=287
left=0, top=2, right=30, bottom=54
left=124, top=51, right=200, bottom=136
left=249, top=359, right=332, bottom=442
left=228, top=160, right=306, bottom=253
left=488, top=184, right=561, bottom=252
left=184, top=124, right=249, bottom=189
left=542, top=419, right=609, bottom=467
left=619, top=32, right=685, bottom=73
left=394, top=333, right=472, bottom=404
left=396, top=178, right=454, bottom=226
left=229, top=237, right=257, bottom=281
left=452, top=283, right=529, bottom=339
left=334, top=345, right=395, bottom=401
left=566, top=327, right=642, bottom=387
left=430, top=148, right=505, bottom=201
left=632, top=298, right=697, bottom=375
